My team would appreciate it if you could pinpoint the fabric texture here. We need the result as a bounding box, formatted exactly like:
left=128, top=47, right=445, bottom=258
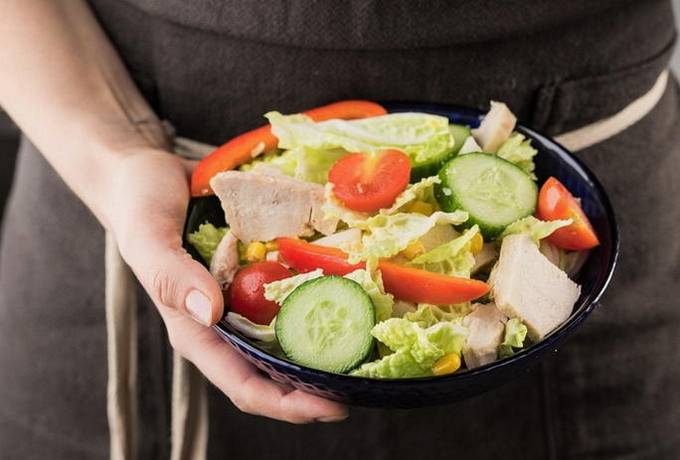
left=0, top=1, right=678, bottom=459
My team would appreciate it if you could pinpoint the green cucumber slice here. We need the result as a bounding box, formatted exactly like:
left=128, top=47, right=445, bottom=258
left=410, top=123, right=471, bottom=182
left=275, top=276, right=375, bottom=373
left=435, top=153, right=537, bottom=238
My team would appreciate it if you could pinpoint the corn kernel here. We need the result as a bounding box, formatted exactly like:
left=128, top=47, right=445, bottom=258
left=244, top=241, right=267, bottom=262
left=401, top=240, right=425, bottom=260
left=469, top=232, right=484, bottom=255
left=404, top=200, right=434, bottom=216
left=432, top=353, right=461, bottom=376
left=264, top=241, right=278, bottom=251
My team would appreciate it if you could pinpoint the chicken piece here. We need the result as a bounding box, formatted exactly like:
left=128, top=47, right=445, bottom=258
left=489, top=234, right=581, bottom=341
left=209, top=231, right=239, bottom=289
left=471, top=101, right=517, bottom=153
left=210, top=171, right=338, bottom=243
left=462, top=303, right=507, bottom=369
left=471, top=243, right=497, bottom=274
left=457, top=136, right=482, bottom=155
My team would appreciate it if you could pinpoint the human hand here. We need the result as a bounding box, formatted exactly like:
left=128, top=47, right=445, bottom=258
left=106, top=147, right=348, bottom=424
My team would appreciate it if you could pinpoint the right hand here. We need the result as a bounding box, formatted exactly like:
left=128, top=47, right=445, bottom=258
left=106, top=146, right=348, bottom=424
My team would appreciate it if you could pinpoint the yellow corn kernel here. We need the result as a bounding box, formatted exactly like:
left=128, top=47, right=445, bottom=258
left=244, top=241, right=267, bottom=262
left=401, top=240, right=425, bottom=260
left=432, top=353, right=461, bottom=376
left=264, top=241, right=278, bottom=251
left=404, top=200, right=434, bottom=216
left=469, top=232, right=484, bottom=255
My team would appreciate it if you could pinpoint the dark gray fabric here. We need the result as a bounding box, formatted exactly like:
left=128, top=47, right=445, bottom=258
left=0, top=1, right=678, bottom=459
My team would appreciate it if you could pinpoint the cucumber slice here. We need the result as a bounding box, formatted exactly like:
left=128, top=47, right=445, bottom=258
left=410, top=124, right=471, bottom=182
left=275, top=276, right=375, bottom=373
left=449, top=123, right=472, bottom=154
left=435, top=153, right=537, bottom=238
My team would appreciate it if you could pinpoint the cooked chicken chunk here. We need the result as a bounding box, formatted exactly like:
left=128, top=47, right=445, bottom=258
left=457, top=136, right=482, bottom=155
left=471, top=101, right=517, bottom=153
left=210, top=171, right=338, bottom=242
left=471, top=243, right=497, bottom=274
left=463, top=303, right=507, bottom=369
left=489, top=234, right=581, bottom=341
left=209, top=231, right=239, bottom=289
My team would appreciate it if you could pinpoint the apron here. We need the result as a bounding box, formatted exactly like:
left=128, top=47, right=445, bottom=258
left=0, top=1, right=678, bottom=459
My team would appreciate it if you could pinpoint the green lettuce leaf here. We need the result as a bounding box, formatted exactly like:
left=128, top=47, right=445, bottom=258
left=539, top=240, right=590, bottom=277
left=240, top=147, right=346, bottom=184
left=500, top=216, right=572, bottom=245
left=350, top=318, right=467, bottom=378
left=496, top=133, right=539, bottom=179
left=403, top=303, right=472, bottom=327
left=266, top=111, right=454, bottom=164
left=263, top=269, right=324, bottom=304
left=322, top=184, right=370, bottom=227
left=408, top=225, right=480, bottom=277
left=344, top=269, right=394, bottom=322
left=498, top=318, right=528, bottom=358
left=187, top=223, right=228, bottom=264
left=239, top=149, right=296, bottom=176
left=381, top=176, right=440, bottom=214
left=350, top=349, right=425, bottom=379
left=348, top=210, right=468, bottom=263
left=225, top=312, right=276, bottom=342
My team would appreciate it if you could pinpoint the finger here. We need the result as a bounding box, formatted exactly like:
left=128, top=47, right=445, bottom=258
left=165, top=311, right=348, bottom=423
left=123, top=235, right=224, bottom=326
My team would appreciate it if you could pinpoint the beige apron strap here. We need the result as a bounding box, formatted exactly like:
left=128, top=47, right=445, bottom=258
left=167, top=133, right=214, bottom=460
left=170, top=352, right=210, bottom=460
left=555, top=70, right=669, bottom=152
left=105, top=232, right=138, bottom=460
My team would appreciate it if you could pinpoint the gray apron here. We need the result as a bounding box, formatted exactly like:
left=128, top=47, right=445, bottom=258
left=1, top=1, right=679, bottom=458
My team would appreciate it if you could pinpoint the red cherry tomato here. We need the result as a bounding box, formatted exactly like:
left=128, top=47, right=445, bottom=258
left=277, top=237, right=365, bottom=275
left=328, top=149, right=411, bottom=212
left=536, top=177, right=600, bottom=250
left=277, top=238, right=489, bottom=304
left=228, top=261, right=291, bottom=325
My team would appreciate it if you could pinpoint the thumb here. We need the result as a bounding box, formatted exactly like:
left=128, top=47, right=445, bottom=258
left=120, top=233, right=224, bottom=326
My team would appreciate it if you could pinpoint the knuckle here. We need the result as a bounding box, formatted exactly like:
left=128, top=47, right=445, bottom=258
left=150, top=269, right=180, bottom=309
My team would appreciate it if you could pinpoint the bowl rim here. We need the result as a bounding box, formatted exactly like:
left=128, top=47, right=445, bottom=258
left=209, top=101, right=620, bottom=385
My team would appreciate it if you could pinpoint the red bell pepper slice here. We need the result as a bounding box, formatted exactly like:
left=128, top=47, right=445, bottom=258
left=276, top=237, right=490, bottom=304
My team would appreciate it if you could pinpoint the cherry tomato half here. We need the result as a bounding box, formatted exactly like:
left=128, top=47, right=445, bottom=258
left=536, top=177, right=600, bottom=251
left=328, top=149, right=411, bottom=212
left=228, top=261, right=291, bottom=325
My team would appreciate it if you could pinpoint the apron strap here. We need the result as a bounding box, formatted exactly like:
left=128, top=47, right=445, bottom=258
left=105, top=232, right=139, bottom=460
left=555, top=70, right=669, bottom=152
left=104, top=137, right=210, bottom=459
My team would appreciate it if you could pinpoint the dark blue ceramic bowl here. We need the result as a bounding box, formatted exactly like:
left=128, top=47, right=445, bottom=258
left=183, top=102, right=619, bottom=409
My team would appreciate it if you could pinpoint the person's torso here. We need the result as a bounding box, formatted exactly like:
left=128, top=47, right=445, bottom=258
left=88, top=0, right=676, bottom=143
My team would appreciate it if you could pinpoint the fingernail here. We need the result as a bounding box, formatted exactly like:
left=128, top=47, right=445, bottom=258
left=185, top=290, right=212, bottom=326
left=316, top=415, right=349, bottom=423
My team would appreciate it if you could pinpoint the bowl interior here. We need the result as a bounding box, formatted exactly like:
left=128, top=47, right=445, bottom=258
left=182, top=102, right=618, bottom=405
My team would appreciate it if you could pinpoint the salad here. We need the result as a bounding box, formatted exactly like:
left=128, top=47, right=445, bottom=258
left=188, top=100, right=600, bottom=379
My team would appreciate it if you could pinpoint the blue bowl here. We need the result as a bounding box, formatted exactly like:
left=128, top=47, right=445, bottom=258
left=183, top=102, right=619, bottom=408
